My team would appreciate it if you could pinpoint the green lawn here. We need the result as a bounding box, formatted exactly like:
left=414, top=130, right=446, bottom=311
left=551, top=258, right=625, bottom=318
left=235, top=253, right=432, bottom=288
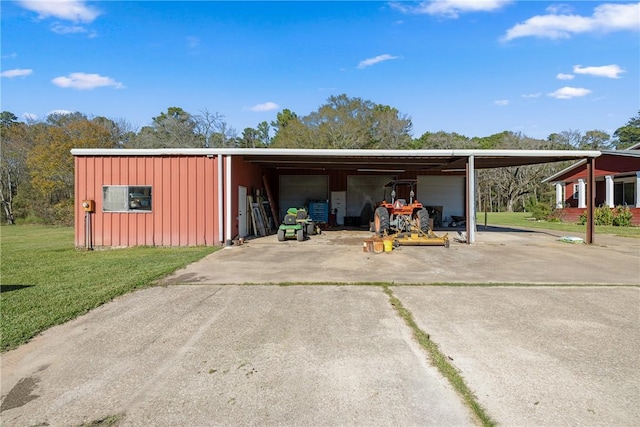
left=478, top=211, right=640, bottom=239
left=0, top=225, right=217, bottom=352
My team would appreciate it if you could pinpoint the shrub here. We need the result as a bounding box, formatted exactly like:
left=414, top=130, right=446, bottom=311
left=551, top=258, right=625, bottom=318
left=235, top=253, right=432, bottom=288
left=579, top=205, right=634, bottom=227
left=529, top=202, right=552, bottom=221
left=613, top=206, right=633, bottom=227
left=547, top=208, right=565, bottom=223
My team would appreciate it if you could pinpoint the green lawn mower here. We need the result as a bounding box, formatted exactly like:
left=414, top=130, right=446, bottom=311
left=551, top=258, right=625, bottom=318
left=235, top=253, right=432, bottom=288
left=277, top=208, right=319, bottom=242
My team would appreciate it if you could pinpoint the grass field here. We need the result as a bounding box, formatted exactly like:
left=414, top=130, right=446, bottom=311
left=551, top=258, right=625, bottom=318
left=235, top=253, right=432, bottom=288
left=479, top=211, right=640, bottom=238
left=0, top=225, right=217, bottom=352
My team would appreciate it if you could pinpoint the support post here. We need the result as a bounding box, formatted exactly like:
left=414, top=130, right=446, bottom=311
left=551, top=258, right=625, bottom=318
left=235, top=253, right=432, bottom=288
left=225, top=155, right=233, bottom=245
left=586, top=158, right=595, bottom=244
left=466, top=155, right=476, bottom=244
left=217, top=155, right=224, bottom=245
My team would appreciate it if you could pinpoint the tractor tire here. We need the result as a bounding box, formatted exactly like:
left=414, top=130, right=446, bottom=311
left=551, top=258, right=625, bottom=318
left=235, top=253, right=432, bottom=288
left=374, top=206, right=390, bottom=236
left=277, top=229, right=285, bottom=241
left=415, top=208, right=430, bottom=233
left=296, top=228, right=304, bottom=242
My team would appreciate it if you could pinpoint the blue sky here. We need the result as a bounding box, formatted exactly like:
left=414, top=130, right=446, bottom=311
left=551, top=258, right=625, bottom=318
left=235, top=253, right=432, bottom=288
left=2, top=0, right=639, bottom=140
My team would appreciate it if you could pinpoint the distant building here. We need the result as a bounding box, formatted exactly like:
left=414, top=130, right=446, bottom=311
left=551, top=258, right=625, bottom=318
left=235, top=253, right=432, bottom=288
left=543, top=143, right=640, bottom=225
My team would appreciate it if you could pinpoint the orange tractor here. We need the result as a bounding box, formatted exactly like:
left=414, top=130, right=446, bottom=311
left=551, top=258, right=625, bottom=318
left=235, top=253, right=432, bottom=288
left=373, top=179, right=449, bottom=247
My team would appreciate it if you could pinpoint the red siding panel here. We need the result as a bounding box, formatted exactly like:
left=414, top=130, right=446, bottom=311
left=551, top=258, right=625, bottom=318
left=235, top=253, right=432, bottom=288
left=75, top=155, right=220, bottom=247
left=556, top=155, right=640, bottom=182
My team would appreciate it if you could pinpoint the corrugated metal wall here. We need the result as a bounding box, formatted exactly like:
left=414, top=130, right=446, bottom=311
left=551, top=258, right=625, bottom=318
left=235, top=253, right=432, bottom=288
left=75, top=155, right=219, bottom=247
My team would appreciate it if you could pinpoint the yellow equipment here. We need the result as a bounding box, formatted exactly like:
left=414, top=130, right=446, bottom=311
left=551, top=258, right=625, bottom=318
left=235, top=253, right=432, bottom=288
left=392, top=221, right=449, bottom=248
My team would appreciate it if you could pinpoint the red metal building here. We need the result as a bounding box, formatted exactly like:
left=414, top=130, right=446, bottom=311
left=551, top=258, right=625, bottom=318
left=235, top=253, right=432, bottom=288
left=72, top=148, right=601, bottom=247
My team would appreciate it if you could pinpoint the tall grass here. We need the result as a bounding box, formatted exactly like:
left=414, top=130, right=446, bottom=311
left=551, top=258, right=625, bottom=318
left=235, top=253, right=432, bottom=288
left=0, top=226, right=217, bottom=351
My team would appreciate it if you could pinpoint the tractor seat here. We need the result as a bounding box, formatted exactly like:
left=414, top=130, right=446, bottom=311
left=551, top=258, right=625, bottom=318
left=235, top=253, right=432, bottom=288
left=296, top=210, right=308, bottom=220
left=394, top=199, right=407, bottom=208
left=284, top=214, right=297, bottom=225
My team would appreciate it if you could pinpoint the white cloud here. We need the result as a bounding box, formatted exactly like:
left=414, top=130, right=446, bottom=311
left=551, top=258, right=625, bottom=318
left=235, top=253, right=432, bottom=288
left=522, top=93, right=541, bottom=98
left=545, top=4, right=574, bottom=15
left=51, top=72, right=124, bottom=90
left=51, top=23, right=91, bottom=35
left=248, top=102, right=279, bottom=112
left=556, top=73, right=574, bottom=80
left=494, top=99, right=509, bottom=106
left=46, top=109, right=74, bottom=117
left=22, top=113, right=39, bottom=122
left=548, top=86, right=592, bottom=99
left=17, top=0, right=101, bottom=23
left=502, top=2, right=640, bottom=41
left=358, top=54, right=400, bottom=69
left=573, top=64, right=625, bottom=79
left=1, top=68, right=33, bottom=78
left=391, top=0, right=512, bottom=18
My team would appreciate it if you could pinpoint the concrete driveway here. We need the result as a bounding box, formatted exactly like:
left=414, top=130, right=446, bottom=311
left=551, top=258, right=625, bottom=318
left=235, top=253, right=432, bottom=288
left=162, top=226, right=640, bottom=285
left=2, top=228, right=639, bottom=426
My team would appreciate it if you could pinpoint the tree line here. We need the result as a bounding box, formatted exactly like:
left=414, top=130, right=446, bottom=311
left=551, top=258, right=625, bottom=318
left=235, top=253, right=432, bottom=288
left=1, top=94, right=638, bottom=225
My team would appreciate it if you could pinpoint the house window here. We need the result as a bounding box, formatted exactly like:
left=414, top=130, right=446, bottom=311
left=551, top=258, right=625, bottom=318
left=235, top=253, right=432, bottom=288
left=614, top=182, right=635, bottom=206
left=103, top=186, right=152, bottom=212
left=572, top=184, right=579, bottom=200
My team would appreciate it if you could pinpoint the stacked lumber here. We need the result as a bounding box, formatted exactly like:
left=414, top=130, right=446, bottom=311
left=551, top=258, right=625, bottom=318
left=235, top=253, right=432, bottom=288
left=248, top=194, right=276, bottom=237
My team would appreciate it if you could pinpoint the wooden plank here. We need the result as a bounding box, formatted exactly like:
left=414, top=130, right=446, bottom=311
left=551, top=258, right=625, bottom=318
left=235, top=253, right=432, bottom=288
left=252, top=203, right=266, bottom=236
left=248, top=195, right=259, bottom=236
left=262, top=174, right=280, bottom=226
left=257, top=196, right=272, bottom=234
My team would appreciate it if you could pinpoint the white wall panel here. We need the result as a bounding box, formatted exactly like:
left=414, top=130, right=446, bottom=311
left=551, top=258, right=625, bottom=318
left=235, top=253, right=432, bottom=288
left=279, top=175, right=328, bottom=219
left=346, top=175, right=393, bottom=217
left=417, top=175, right=465, bottom=225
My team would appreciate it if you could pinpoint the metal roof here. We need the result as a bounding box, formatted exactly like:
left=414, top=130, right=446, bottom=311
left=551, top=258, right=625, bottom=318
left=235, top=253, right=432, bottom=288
left=71, top=148, right=601, bottom=173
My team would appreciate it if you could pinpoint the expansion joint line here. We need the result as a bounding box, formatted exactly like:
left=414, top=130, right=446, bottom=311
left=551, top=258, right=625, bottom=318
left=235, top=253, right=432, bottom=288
left=381, top=285, right=496, bottom=427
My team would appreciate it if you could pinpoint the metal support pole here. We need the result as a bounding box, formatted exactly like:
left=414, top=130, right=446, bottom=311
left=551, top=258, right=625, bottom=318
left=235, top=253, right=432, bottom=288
left=85, top=211, right=93, bottom=250
left=466, top=155, right=476, bottom=244
left=586, top=158, right=595, bottom=244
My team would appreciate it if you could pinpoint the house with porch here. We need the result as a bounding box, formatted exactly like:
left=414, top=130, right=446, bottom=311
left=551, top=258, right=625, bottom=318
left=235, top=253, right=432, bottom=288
left=543, top=143, right=640, bottom=225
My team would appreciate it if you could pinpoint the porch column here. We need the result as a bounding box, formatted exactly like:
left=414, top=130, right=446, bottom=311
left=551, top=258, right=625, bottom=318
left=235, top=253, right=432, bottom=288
left=555, top=183, right=564, bottom=208
left=636, top=172, right=640, bottom=208
left=578, top=178, right=586, bottom=209
left=604, top=175, right=614, bottom=208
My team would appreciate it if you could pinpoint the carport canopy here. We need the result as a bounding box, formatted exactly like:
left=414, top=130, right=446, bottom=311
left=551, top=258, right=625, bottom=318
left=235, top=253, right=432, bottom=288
left=229, top=148, right=602, bottom=244
left=221, top=148, right=601, bottom=172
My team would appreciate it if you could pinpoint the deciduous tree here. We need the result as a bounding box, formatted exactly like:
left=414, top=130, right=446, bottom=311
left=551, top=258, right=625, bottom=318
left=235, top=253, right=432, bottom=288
left=0, top=113, right=30, bottom=224
left=27, top=113, right=112, bottom=223
left=613, top=111, right=640, bottom=149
